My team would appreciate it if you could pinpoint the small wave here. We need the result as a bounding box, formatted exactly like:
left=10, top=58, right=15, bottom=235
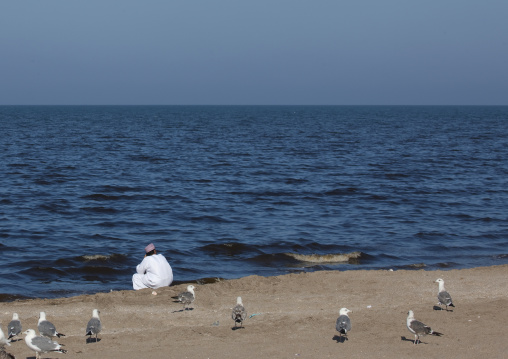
left=435, top=262, right=458, bottom=268
left=0, top=293, right=33, bottom=302
left=285, top=251, right=363, bottom=263
left=81, top=193, right=121, bottom=201
left=78, top=253, right=127, bottom=262
left=81, top=254, right=112, bottom=261
left=408, top=263, right=426, bottom=268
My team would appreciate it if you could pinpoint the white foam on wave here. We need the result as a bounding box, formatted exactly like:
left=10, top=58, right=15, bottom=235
left=81, top=254, right=111, bottom=261
left=285, top=251, right=362, bottom=263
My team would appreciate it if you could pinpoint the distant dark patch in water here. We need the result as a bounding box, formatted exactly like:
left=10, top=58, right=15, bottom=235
left=324, top=188, right=359, bottom=196
left=284, top=178, right=308, bottom=184
left=100, top=185, right=144, bottom=193
left=199, top=242, right=260, bottom=256
left=69, top=266, right=125, bottom=276
left=81, top=193, right=121, bottom=201
left=385, top=173, right=410, bottom=179
left=81, top=206, right=118, bottom=214
left=190, top=215, right=231, bottom=223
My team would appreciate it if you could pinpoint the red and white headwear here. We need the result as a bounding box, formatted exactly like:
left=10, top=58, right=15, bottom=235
left=145, top=243, right=155, bottom=253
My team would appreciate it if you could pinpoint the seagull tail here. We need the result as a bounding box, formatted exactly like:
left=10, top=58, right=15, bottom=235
left=449, top=303, right=455, bottom=307
left=338, top=329, right=347, bottom=335
left=431, top=331, right=443, bottom=337
left=57, top=349, right=68, bottom=354
left=56, top=332, right=66, bottom=338
left=7, top=333, right=15, bottom=339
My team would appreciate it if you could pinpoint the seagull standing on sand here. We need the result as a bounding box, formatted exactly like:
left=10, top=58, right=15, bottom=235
left=24, top=329, right=67, bottom=359
left=335, top=308, right=352, bottom=339
left=0, top=327, right=10, bottom=347
left=85, top=309, right=102, bottom=343
left=174, top=285, right=195, bottom=310
left=435, top=278, right=455, bottom=311
left=38, top=312, right=66, bottom=338
left=406, top=310, right=443, bottom=344
left=7, top=313, right=22, bottom=340
left=232, top=296, right=247, bottom=328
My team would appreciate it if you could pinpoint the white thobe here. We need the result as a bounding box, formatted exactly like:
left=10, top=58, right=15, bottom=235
left=132, top=254, right=173, bottom=290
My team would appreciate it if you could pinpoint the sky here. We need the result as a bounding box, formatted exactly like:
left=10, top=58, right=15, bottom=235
left=1, top=1, right=507, bottom=105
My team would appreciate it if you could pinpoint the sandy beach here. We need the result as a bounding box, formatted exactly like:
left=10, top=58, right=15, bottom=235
left=1, top=265, right=507, bottom=359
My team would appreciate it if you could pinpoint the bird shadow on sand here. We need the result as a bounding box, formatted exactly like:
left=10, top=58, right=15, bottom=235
left=433, top=305, right=453, bottom=312
left=171, top=308, right=194, bottom=313
left=86, top=337, right=102, bottom=344
left=401, top=336, right=427, bottom=344
left=332, top=335, right=349, bottom=343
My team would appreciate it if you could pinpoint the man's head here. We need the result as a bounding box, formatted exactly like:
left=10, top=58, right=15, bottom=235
left=145, top=243, right=156, bottom=256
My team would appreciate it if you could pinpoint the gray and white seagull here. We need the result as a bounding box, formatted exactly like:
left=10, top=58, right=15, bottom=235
left=406, top=310, right=443, bottom=344
left=435, top=278, right=455, bottom=311
left=24, top=329, right=67, bottom=359
left=85, top=309, right=102, bottom=343
left=38, top=312, right=66, bottom=338
left=174, top=285, right=196, bottom=310
left=335, top=308, right=352, bottom=340
left=232, top=296, right=247, bottom=328
left=7, top=313, right=22, bottom=340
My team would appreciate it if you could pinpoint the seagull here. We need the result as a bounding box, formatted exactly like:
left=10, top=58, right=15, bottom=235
left=435, top=278, right=455, bottom=311
left=335, top=308, right=352, bottom=340
left=406, top=310, right=443, bottom=344
left=0, top=327, right=10, bottom=347
left=232, top=296, right=247, bottom=328
left=174, top=285, right=195, bottom=310
left=38, top=312, right=65, bottom=338
left=7, top=313, right=22, bottom=340
left=85, top=309, right=102, bottom=343
left=24, top=329, right=67, bottom=359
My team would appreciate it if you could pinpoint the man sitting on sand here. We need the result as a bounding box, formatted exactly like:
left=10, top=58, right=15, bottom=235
left=132, top=243, right=173, bottom=290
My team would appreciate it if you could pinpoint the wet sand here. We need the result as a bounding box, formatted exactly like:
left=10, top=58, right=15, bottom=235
left=1, top=265, right=507, bottom=358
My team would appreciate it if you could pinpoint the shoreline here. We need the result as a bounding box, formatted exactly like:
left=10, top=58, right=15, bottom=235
left=3, top=259, right=507, bottom=303
left=1, top=264, right=508, bottom=358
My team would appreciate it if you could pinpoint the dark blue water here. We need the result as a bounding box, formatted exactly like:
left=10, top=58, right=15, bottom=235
left=1, top=105, right=508, bottom=301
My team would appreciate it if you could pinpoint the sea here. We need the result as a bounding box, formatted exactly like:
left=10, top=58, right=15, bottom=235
left=1, top=105, right=507, bottom=301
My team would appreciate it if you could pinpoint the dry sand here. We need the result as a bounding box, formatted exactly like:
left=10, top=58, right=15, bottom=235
left=1, top=265, right=507, bottom=359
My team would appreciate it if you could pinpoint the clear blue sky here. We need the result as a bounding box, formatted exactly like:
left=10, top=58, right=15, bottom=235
left=1, top=1, right=507, bottom=105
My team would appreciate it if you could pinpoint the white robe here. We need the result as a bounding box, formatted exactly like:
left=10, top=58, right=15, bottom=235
left=132, top=254, right=173, bottom=290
